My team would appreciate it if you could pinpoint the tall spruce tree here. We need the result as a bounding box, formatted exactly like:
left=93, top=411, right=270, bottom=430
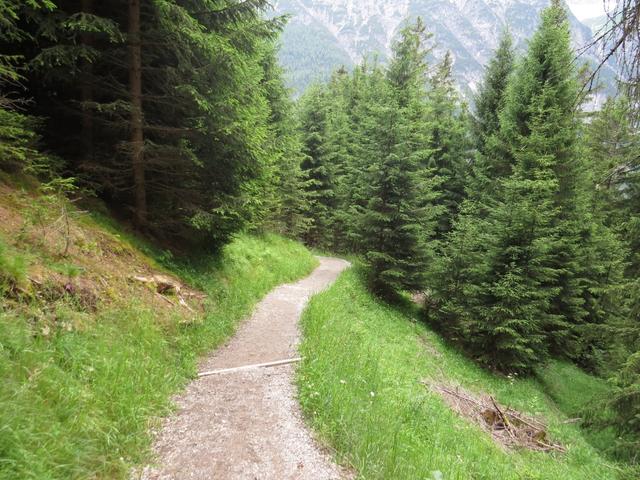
left=432, top=1, right=625, bottom=372
left=257, top=45, right=311, bottom=238
left=468, top=31, right=515, bottom=204
left=586, top=95, right=640, bottom=452
left=472, top=31, right=515, bottom=155
left=475, top=1, right=582, bottom=369
left=5, top=0, right=288, bottom=249
left=298, top=83, right=336, bottom=248
left=359, top=20, right=435, bottom=297
left=318, top=68, right=357, bottom=251
left=425, top=53, right=472, bottom=237
left=431, top=32, right=515, bottom=338
left=334, top=66, right=370, bottom=253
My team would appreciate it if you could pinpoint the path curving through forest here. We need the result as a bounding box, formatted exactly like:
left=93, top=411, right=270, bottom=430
left=139, top=257, right=352, bottom=480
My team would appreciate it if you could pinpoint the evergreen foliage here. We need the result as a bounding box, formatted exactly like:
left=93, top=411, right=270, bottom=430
left=425, top=53, right=472, bottom=238
left=357, top=67, right=425, bottom=295
left=430, top=1, right=629, bottom=374
left=297, top=20, right=440, bottom=296
left=358, top=21, right=435, bottom=296
left=298, top=83, right=335, bottom=248
left=0, top=0, right=53, bottom=171
left=2, top=0, right=640, bottom=463
left=1, top=0, right=304, bottom=249
left=468, top=30, right=515, bottom=205
left=585, top=93, right=640, bottom=456
left=472, top=31, right=514, bottom=153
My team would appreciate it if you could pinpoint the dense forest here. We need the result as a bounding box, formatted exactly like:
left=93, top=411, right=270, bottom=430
left=1, top=0, right=639, bottom=469
left=1, top=0, right=308, bottom=249
left=293, top=2, right=640, bottom=459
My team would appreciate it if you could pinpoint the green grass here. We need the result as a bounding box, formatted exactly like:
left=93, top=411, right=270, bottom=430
left=0, top=238, right=28, bottom=293
left=0, top=233, right=318, bottom=479
left=535, top=358, right=621, bottom=459
left=297, top=266, right=635, bottom=480
left=536, top=361, right=611, bottom=417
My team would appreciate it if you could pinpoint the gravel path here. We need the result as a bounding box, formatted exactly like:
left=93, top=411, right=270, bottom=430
left=138, top=257, right=351, bottom=480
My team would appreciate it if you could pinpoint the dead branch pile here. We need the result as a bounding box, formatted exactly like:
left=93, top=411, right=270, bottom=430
left=130, top=274, right=206, bottom=313
left=422, top=380, right=566, bottom=453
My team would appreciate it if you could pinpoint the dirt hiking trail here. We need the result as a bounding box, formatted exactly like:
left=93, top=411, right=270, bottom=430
left=139, top=257, right=351, bottom=480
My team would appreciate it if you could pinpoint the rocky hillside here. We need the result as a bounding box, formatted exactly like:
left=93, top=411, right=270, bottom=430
left=274, top=0, right=615, bottom=97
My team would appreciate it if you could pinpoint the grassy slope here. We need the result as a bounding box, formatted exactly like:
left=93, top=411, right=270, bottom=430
left=0, top=184, right=318, bottom=479
left=298, top=267, right=634, bottom=480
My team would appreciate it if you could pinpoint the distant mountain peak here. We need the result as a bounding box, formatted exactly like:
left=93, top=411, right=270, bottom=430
left=273, top=0, right=615, bottom=99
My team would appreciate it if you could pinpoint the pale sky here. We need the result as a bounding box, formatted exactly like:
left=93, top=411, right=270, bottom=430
left=565, top=0, right=615, bottom=21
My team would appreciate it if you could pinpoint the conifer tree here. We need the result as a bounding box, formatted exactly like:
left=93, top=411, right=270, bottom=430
left=468, top=31, right=515, bottom=204
left=359, top=20, right=435, bottom=297
left=483, top=1, right=589, bottom=367
left=257, top=45, right=311, bottom=237
left=425, top=53, right=472, bottom=237
left=472, top=31, right=515, bottom=155
left=433, top=1, right=625, bottom=372
left=298, top=84, right=336, bottom=248
left=322, top=69, right=359, bottom=251
left=359, top=71, right=425, bottom=296
left=586, top=96, right=640, bottom=447
left=0, top=1, right=50, bottom=172
left=5, top=0, right=286, bottom=249
left=430, top=32, right=516, bottom=340
left=586, top=96, right=639, bottom=226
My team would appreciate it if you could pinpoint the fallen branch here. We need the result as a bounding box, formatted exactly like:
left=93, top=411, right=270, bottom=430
left=198, top=357, right=303, bottom=377
left=491, top=396, right=516, bottom=439
left=423, top=380, right=566, bottom=453
left=505, top=408, right=546, bottom=431
left=155, top=291, right=176, bottom=306
left=536, top=440, right=567, bottom=453
left=178, top=296, right=195, bottom=313
left=561, top=417, right=582, bottom=425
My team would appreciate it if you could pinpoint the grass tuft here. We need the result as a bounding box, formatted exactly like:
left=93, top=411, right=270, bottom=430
left=0, top=238, right=29, bottom=293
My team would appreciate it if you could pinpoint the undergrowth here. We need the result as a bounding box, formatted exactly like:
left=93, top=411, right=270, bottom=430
left=297, top=266, right=636, bottom=480
left=0, top=238, right=28, bottom=293
left=0, top=224, right=317, bottom=479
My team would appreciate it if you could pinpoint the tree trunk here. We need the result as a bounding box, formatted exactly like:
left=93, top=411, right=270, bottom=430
left=129, top=0, right=147, bottom=228
left=80, top=0, right=94, bottom=167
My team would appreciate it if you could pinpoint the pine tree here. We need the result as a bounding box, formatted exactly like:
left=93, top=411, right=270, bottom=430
left=359, top=70, right=426, bottom=296
left=0, top=1, right=64, bottom=172
left=359, top=20, right=436, bottom=297
left=608, top=351, right=640, bottom=456
left=427, top=202, right=491, bottom=341
left=474, top=137, right=561, bottom=372
left=298, top=83, right=336, bottom=247
left=322, top=68, right=358, bottom=251
left=425, top=53, right=472, bottom=237
left=433, top=1, right=621, bottom=372
left=493, top=1, right=593, bottom=365
left=430, top=31, right=515, bottom=340
left=468, top=31, right=515, bottom=204
left=586, top=96, right=639, bottom=227
left=586, top=95, right=640, bottom=451
left=256, top=44, right=311, bottom=237
left=472, top=31, right=515, bottom=155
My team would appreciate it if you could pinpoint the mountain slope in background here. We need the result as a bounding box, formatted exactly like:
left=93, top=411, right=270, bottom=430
left=274, top=0, right=615, bottom=98
left=583, top=14, right=608, bottom=34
